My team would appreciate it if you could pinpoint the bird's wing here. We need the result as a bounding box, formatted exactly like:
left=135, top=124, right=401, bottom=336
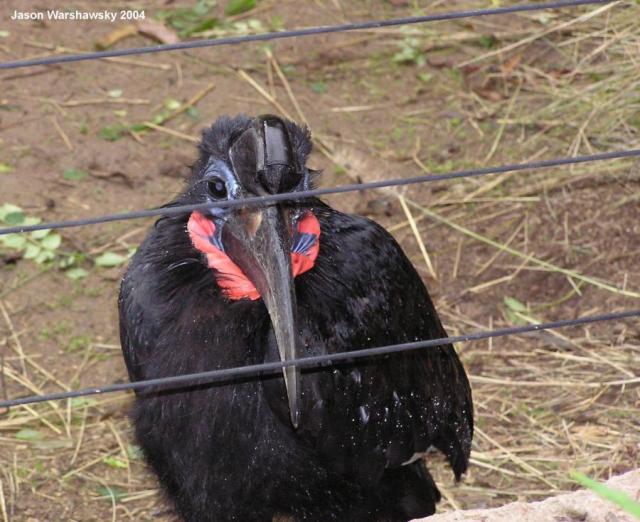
left=118, top=271, right=145, bottom=383
left=286, top=206, right=473, bottom=478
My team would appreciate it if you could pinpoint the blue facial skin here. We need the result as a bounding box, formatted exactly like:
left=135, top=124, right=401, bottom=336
left=201, top=160, right=239, bottom=251
left=203, top=160, right=241, bottom=216
left=199, top=157, right=314, bottom=254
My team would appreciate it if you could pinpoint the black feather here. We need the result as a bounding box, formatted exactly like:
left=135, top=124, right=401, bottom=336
left=119, top=115, right=473, bottom=522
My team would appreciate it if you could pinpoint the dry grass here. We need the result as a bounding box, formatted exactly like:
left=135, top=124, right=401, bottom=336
left=0, top=0, right=639, bottom=520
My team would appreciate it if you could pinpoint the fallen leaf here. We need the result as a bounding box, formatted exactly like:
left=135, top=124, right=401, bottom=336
left=90, top=170, right=135, bottom=188
left=136, top=19, right=180, bottom=44
left=501, top=54, right=522, bottom=75
left=473, top=87, right=504, bottom=101
left=94, top=24, right=138, bottom=50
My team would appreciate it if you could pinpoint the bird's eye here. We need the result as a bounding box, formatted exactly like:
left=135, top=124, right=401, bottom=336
left=207, top=177, right=228, bottom=199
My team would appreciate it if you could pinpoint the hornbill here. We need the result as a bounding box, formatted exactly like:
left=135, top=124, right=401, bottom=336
left=119, top=114, right=473, bottom=522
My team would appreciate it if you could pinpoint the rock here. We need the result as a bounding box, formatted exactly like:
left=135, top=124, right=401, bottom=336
left=415, top=469, right=640, bottom=522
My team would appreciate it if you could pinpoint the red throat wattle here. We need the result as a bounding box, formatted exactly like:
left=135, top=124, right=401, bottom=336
left=187, top=211, right=320, bottom=300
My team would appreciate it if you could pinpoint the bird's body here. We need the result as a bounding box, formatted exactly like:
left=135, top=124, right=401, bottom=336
left=119, top=115, right=473, bottom=521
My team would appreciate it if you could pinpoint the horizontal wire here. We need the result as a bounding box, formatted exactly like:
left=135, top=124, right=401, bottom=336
left=0, top=1, right=613, bottom=71
left=1, top=148, right=639, bottom=236
left=1, top=308, right=638, bottom=409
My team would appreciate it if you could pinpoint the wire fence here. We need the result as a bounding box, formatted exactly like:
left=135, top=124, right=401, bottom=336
left=1, top=148, right=639, bottom=236
left=2, top=309, right=639, bottom=409
left=1, top=0, right=638, bottom=412
left=0, top=0, right=615, bottom=70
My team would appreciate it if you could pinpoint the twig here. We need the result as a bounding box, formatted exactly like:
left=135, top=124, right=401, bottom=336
left=51, top=116, right=73, bottom=151
left=405, top=200, right=640, bottom=298
left=397, top=195, right=438, bottom=280
left=141, top=122, right=198, bottom=143
left=0, top=301, right=26, bottom=375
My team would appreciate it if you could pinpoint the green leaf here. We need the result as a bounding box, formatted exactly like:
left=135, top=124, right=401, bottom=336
left=417, top=72, right=433, bottom=83
left=186, top=106, right=200, bottom=119
left=188, top=17, right=220, bottom=35
left=570, top=471, right=640, bottom=518
left=165, top=98, right=182, bottom=111
left=130, top=123, right=148, bottom=133
left=1, top=234, right=26, bottom=249
left=194, top=0, right=216, bottom=16
left=70, top=397, right=98, bottom=408
left=247, top=19, right=264, bottom=31
left=270, top=15, right=284, bottom=30
left=95, top=252, right=128, bottom=267
left=40, top=233, right=62, bottom=251
left=126, top=444, right=144, bottom=460
left=0, top=163, right=13, bottom=173
left=478, top=34, right=497, bottom=49
left=59, top=254, right=78, bottom=268
left=23, top=244, right=41, bottom=259
left=310, top=82, right=327, bottom=94
left=0, top=203, right=22, bottom=221
left=34, top=250, right=55, bottom=264
left=66, top=267, right=89, bottom=280
left=34, top=439, right=73, bottom=450
left=22, top=217, right=41, bottom=226
left=30, top=228, right=50, bottom=239
left=4, top=211, right=25, bottom=225
left=96, top=486, right=128, bottom=501
left=103, top=456, right=128, bottom=469
left=63, top=168, right=88, bottom=181
left=505, top=309, right=527, bottom=326
left=225, top=0, right=256, bottom=16
left=152, top=113, right=167, bottom=125
left=504, top=296, right=527, bottom=313
left=100, top=125, right=126, bottom=141
left=15, top=428, right=44, bottom=441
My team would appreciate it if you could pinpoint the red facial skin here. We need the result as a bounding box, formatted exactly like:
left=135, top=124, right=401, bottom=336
left=187, top=211, right=320, bottom=300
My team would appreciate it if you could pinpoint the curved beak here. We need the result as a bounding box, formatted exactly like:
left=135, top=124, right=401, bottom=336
left=222, top=205, right=301, bottom=428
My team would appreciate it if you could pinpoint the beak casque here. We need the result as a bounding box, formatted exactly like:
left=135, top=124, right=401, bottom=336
left=221, top=116, right=302, bottom=428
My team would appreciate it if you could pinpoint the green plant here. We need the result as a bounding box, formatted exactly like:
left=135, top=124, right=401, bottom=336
left=504, top=296, right=528, bottom=325
left=570, top=471, right=640, bottom=519
left=63, top=168, right=88, bottom=181
left=225, top=0, right=256, bottom=16
left=0, top=203, right=128, bottom=278
left=392, top=37, right=426, bottom=67
left=0, top=203, right=62, bottom=264
left=94, top=251, right=130, bottom=268
left=156, top=0, right=219, bottom=38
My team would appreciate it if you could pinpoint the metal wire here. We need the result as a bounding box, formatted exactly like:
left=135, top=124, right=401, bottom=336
left=1, top=308, right=638, bottom=409
left=1, top=148, right=638, bottom=236
left=0, top=0, right=634, bottom=417
left=0, top=0, right=613, bottom=71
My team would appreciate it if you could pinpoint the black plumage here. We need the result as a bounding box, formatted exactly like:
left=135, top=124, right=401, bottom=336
left=119, top=115, right=473, bottom=521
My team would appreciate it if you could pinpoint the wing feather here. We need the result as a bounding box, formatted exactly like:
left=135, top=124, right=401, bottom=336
left=288, top=206, right=473, bottom=478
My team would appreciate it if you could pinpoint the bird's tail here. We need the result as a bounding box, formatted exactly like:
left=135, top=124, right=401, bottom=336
left=384, top=460, right=441, bottom=520
left=348, top=461, right=441, bottom=521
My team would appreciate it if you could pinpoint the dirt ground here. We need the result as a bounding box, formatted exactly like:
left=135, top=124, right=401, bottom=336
left=0, top=0, right=638, bottom=521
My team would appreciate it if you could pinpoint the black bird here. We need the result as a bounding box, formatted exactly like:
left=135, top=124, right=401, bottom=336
left=119, top=114, right=473, bottom=522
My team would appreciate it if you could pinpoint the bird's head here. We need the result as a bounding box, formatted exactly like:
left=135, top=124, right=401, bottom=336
left=183, top=114, right=320, bottom=427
